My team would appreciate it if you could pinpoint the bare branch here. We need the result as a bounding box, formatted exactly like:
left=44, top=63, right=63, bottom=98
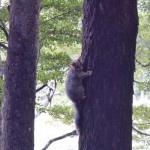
left=134, top=80, right=141, bottom=84
left=35, top=80, right=57, bottom=118
left=40, top=8, right=78, bottom=25
left=0, top=42, right=8, bottom=50
left=36, top=84, right=47, bottom=92
left=46, top=80, right=57, bottom=105
left=41, top=130, right=77, bottom=150
left=47, top=29, right=81, bottom=39
left=132, top=126, right=150, bottom=136
left=133, top=122, right=150, bottom=125
left=0, top=19, right=9, bottom=41
left=136, top=59, right=150, bottom=67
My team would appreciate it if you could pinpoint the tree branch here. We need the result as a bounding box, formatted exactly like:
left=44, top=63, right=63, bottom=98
left=36, top=84, right=47, bottom=92
left=40, top=8, right=79, bottom=25
left=48, top=30, right=81, bottom=39
left=132, top=126, right=150, bottom=136
left=46, top=80, right=57, bottom=105
left=136, top=59, right=150, bottom=67
left=35, top=80, right=57, bottom=118
left=0, top=19, right=9, bottom=41
left=134, top=80, right=141, bottom=84
left=133, top=122, right=150, bottom=125
left=0, top=42, right=8, bottom=50
left=41, top=130, right=77, bottom=150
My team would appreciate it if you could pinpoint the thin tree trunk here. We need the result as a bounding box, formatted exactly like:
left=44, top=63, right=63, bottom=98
left=2, top=0, right=39, bottom=150
left=79, top=0, right=138, bottom=150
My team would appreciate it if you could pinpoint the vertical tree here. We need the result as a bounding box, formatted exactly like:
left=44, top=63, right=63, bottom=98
left=80, top=0, right=138, bottom=150
left=2, top=0, right=39, bottom=150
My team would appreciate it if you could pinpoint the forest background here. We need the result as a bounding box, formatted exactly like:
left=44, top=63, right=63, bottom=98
left=0, top=0, right=150, bottom=149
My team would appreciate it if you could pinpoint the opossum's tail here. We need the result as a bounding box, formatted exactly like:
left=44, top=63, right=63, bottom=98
left=73, top=102, right=82, bottom=135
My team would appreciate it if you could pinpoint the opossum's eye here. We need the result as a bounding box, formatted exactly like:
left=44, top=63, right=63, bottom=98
left=70, top=62, right=78, bottom=70
left=70, top=62, right=76, bottom=67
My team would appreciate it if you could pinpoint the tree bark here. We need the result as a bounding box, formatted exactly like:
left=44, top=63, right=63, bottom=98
left=79, top=0, right=138, bottom=150
left=2, top=0, right=39, bottom=150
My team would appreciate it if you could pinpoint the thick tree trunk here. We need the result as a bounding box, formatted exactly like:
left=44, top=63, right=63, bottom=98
left=2, top=0, right=39, bottom=150
left=79, top=0, right=138, bottom=150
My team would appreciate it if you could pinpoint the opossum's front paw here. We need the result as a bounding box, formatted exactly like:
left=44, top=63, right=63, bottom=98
left=88, top=71, right=92, bottom=76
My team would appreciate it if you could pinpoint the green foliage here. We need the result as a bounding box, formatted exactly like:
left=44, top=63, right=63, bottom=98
left=48, top=104, right=74, bottom=124
left=39, top=0, right=82, bottom=48
left=37, top=0, right=82, bottom=83
left=133, top=105, right=150, bottom=130
left=135, top=0, right=150, bottom=92
left=133, top=105, right=150, bottom=150
left=0, top=3, right=9, bottom=43
left=138, top=0, right=150, bottom=12
left=36, top=104, right=74, bottom=124
left=37, top=49, right=71, bottom=83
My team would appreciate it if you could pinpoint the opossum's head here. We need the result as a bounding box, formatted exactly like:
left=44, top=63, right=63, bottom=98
left=70, top=56, right=83, bottom=71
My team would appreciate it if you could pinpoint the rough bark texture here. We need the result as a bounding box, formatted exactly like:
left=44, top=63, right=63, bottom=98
left=2, top=0, right=39, bottom=150
left=79, top=0, right=138, bottom=150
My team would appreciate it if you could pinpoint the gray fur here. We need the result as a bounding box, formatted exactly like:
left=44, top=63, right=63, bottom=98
left=65, top=58, right=92, bottom=134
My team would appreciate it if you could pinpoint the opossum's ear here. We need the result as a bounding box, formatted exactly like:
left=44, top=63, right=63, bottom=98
left=69, top=61, right=76, bottom=69
left=78, top=56, right=82, bottom=63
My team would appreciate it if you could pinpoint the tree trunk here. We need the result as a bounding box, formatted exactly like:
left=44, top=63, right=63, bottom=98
left=2, top=0, right=39, bottom=150
left=79, top=0, right=138, bottom=150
